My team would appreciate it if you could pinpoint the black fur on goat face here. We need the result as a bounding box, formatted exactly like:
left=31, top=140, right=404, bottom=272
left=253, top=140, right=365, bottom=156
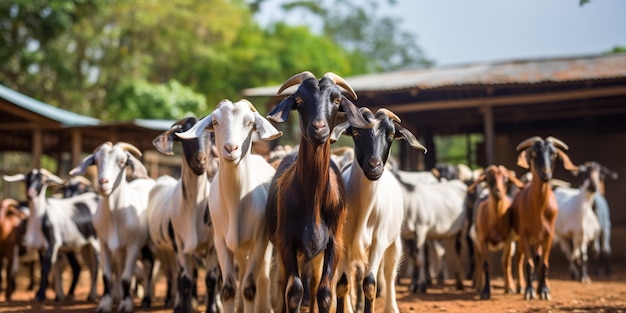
left=153, top=116, right=212, bottom=176
left=332, top=108, right=426, bottom=181
left=268, top=71, right=372, bottom=146
left=516, top=136, right=578, bottom=183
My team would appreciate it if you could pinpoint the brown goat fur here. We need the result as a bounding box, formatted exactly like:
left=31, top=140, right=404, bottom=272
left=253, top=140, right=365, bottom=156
left=470, top=165, right=524, bottom=299
left=0, top=198, right=27, bottom=300
left=510, top=136, right=578, bottom=301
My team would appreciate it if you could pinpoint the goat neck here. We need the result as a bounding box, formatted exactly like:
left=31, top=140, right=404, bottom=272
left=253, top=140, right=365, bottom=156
left=295, top=136, right=332, bottom=197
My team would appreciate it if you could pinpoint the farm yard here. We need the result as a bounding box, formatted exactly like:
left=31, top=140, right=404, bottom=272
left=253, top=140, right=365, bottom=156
left=1, top=235, right=625, bottom=313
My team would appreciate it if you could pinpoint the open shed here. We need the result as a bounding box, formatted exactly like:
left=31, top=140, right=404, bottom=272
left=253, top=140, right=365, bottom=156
left=243, top=52, right=626, bottom=225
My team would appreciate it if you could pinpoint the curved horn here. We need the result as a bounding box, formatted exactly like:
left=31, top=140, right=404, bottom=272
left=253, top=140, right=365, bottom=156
left=242, top=99, right=257, bottom=112
left=39, top=168, right=66, bottom=185
left=70, top=175, right=93, bottom=186
left=115, top=142, right=142, bottom=157
left=378, top=108, right=401, bottom=123
left=323, top=72, right=358, bottom=100
left=277, top=71, right=316, bottom=95
left=96, top=141, right=113, bottom=153
left=516, top=136, right=543, bottom=151
left=546, top=136, right=569, bottom=151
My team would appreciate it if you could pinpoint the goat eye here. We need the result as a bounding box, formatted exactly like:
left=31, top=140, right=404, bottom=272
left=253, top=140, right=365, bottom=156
left=295, top=96, right=303, bottom=105
left=333, top=98, right=341, bottom=106
left=351, top=129, right=359, bottom=137
left=212, top=120, right=218, bottom=127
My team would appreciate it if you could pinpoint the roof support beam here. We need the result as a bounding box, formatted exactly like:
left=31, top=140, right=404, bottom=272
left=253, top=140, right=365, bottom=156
left=480, top=105, right=495, bottom=166
left=387, top=85, right=626, bottom=113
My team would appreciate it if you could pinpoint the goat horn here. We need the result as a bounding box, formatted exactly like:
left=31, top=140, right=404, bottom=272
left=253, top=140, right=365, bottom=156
left=115, top=142, right=142, bottom=157
left=277, top=71, right=316, bottom=95
left=323, top=72, right=358, bottom=100
left=71, top=175, right=92, bottom=186
left=3, top=198, right=19, bottom=208
left=242, top=99, right=257, bottom=112
left=378, top=108, right=401, bottom=123
left=515, top=136, right=543, bottom=151
left=546, top=136, right=569, bottom=151
left=95, top=141, right=113, bottom=153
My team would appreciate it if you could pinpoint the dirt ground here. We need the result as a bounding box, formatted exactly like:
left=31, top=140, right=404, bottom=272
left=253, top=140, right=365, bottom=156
left=1, top=249, right=624, bottom=313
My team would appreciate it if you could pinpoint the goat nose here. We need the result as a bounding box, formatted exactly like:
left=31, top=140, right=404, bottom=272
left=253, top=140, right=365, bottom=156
left=99, top=178, right=108, bottom=185
left=197, top=152, right=207, bottom=164
left=312, top=119, right=326, bottom=130
left=224, top=143, right=239, bottom=153
left=369, top=158, right=381, bottom=168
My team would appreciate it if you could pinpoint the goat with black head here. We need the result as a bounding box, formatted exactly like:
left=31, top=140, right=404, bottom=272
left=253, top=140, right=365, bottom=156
left=265, top=71, right=371, bottom=313
left=511, top=136, right=578, bottom=300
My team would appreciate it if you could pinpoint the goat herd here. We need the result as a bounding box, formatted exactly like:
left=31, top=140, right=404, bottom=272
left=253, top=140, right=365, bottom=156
left=0, top=72, right=619, bottom=313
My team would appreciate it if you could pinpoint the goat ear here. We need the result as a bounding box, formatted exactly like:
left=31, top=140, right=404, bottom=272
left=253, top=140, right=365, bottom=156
left=507, top=170, right=526, bottom=188
left=557, top=149, right=578, bottom=171
left=601, top=166, right=619, bottom=180
left=126, top=153, right=150, bottom=179
left=339, top=99, right=374, bottom=129
left=3, top=173, right=26, bottom=183
left=70, top=154, right=95, bottom=176
left=395, top=124, right=427, bottom=153
left=42, top=171, right=65, bottom=185
left=330, top=120, right=351, bottom=143
left=267, top=97, right=295, bottom=123
left=466, top=173, right=485, bottom=192
left=153, top=132, right=176, bottom=156
left=176, top=113, right=214, bottom=140
left=516, top=150, right=530, bottom=169
left=254, top=112, right=283, bottom=141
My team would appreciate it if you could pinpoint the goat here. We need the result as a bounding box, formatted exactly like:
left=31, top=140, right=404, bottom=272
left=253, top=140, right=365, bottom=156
left=554, top=162, right=604, bottom=283
left=148, top=116, right=221, bottom=313
left=511, top=136, right=578, bottom=300
left=265, top=71, right=371, bottom=313
left=467, top=165, right=524, bottom=299
left=177, top=99, right=282, bottom=313
left=588, top=162, right=618, bottom=276
left=0, top=198, right=28, bottom=300
left=2, top=169, right=100, bottom=302
left=70, top=142, right=156, bottom=313
left=398, top=172, right=468, bottom=294
left=331, top=107, right=426, bottom=313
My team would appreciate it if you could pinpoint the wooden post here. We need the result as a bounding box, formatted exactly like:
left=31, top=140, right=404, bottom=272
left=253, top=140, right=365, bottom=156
left=31, top=129, right=42, bottom=169
left=71, top=129, right=83, bottom=168
left=481, top=105, right=495, bottom=166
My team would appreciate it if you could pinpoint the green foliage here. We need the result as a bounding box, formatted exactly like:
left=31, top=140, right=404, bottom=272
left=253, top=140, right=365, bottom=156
left=434, top=133, right=483, bottom=168
left=605, top=46, right=626, bottom=54
left=105, top=79, right=207, bottom=121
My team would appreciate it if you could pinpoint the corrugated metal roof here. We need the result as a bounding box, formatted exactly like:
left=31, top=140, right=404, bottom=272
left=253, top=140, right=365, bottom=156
left=242, top=53, right=626, bottom=97
left=0, top=84, right=99, bottom=126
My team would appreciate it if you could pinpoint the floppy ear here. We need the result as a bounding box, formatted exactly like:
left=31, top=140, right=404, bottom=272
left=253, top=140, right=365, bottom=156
left=70, top=154, right=96, bottom=176
left=126, top=153, right=150, bottom=179
left=395, top=124, right=427, bottom=152
left=153, top=126, right=181, bottom=156
left=267, top=97, right=295, bottom=123
left=330, top=120, right=351, bottom=143
left=517, top=149, right=530, bottom=169
left=40, top=169, right=65, bottom=185
left=557, top=149, right=578, bottom=171
left=507, top=169, right=526, bottom=188
left=254, top=111, right=283, bottom=141
left=176, top=113, right=214, bottom=140
left=340, top=99, right=374, bottom=129
left=467, top=172, right=486, bottom=192
left=3, top=173, right=26, bottom=183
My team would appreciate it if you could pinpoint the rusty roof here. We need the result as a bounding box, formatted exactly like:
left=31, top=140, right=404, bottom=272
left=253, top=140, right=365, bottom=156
left=242, top=53, right=626, bottom=96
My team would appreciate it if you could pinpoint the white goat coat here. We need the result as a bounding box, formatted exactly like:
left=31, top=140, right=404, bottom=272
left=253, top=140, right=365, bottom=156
left=554, top=186, right=601, bottom=262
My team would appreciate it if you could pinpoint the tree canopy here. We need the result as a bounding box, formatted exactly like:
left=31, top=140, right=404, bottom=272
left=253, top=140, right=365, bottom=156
left=0, top=0, right=431, bottom=121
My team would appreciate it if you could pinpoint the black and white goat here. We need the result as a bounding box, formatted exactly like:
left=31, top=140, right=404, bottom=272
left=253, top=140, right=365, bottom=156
left=331, top=107, right=426, bottom=313
left=3, top=169, right=100, bottom=302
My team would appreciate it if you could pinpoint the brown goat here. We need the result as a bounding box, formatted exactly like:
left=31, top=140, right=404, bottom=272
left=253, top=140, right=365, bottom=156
left=469, top=165, right=524, bottom=299
left=0, top=198, right=28, bottom=300
left=510, top=136, right=578, bottom=300
left=265, top=71, right=371, bottom=313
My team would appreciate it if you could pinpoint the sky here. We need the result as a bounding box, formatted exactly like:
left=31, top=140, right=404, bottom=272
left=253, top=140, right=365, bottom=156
left=256, top=0, right=626, bottom=67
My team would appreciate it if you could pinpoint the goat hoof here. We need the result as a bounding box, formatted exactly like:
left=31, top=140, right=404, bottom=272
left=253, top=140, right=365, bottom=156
left=35, top=290, right=46, bottom=302
left=523, top=287, right=535, bottom=300
left=505, top=288, right=516, bottom=294
left=480, top=291, right=491, bottom=300
left=141, top=296, right=152, bottom=308
left=538, top=287, right=551, bottom=301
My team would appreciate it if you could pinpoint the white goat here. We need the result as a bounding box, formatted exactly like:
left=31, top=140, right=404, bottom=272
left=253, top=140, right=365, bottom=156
left=331, top=108, right=426, bottom=313
left=554, top=162, right=603, bottom=283
left=177, top=99, right=282, bottom=313
left=398, top=175, right=468, bottom=294
left=70, top=142, right=156, bottom=313
left=3, top=169, right=100, bottom=302
left=148, top=116, right=221, bottom=313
